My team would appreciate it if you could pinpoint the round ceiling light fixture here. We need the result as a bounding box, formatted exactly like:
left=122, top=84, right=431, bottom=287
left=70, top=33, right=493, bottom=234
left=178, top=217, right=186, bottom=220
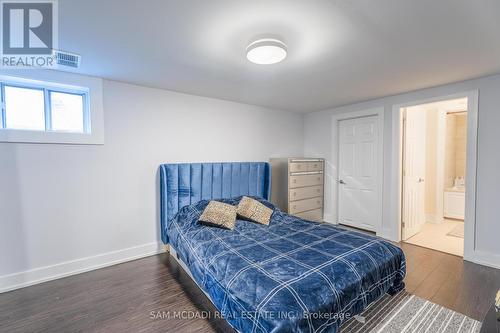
left=246, top=38, right=287, bottom=65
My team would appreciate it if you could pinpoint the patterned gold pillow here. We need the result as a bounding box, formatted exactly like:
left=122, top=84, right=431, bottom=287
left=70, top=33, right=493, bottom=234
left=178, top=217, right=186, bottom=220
left=237, top=196, right=273, bottom=225
left=199, top=201, right=237, bottom=230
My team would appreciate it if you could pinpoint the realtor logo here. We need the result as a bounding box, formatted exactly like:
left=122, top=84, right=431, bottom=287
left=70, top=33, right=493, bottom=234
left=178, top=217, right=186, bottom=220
left=1, top=0, right=58, bottom=68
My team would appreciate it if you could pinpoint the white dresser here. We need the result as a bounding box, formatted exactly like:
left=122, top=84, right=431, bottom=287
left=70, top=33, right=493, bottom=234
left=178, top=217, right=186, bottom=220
left=270, top=158, right=324, bottom=222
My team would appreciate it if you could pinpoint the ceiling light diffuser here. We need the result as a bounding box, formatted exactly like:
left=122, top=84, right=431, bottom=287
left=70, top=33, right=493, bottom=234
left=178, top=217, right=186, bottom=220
left=246, top=38, right=287, bottom=65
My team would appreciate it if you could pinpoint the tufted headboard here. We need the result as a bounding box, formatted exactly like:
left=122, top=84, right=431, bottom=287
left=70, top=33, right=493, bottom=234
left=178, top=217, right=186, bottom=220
left=159, top=162, right=271, bottom=243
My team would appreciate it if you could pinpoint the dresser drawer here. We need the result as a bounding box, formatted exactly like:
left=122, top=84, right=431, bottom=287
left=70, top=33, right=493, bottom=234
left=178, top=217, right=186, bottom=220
left=289, top=161, right=324, bottom=173
left=289, top=186, right=323, bottom=201
left=289, top=162, right=308, bottom=173
left=294, top=208, right=323, bottom=222
left=289, top=197, right=323, bottom=214
left=289, top=174, right=323, bottom=188
left=307, top=161, right=323, bottom=172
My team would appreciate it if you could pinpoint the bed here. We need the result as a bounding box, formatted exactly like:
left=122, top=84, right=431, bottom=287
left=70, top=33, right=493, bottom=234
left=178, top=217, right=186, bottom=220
left=160, top=162, right=406, bottom=333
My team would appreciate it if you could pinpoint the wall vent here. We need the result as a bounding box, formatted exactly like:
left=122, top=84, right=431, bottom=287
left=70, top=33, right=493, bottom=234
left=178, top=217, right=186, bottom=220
left=54, top=51, right=81, bottom=68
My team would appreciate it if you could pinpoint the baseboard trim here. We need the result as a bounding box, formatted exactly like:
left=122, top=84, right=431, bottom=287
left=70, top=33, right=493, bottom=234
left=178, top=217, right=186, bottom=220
left=323, top=213, right=334, bottom=224
left=465, top=250, right=500, bottom=270
left=376, top=228, right=396, bottom=242
left=0, top=242, right=164, bottom=294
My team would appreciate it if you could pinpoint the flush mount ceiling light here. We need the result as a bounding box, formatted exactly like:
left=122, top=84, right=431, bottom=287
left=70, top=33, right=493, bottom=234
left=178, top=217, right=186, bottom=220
left=246, top=38, right=287, bottom=65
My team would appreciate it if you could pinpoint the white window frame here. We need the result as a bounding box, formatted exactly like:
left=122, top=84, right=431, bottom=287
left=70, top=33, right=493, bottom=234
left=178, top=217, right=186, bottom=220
left=0, top=79, right=90, bottom=133
left=0, top=72, right=104, bottom=145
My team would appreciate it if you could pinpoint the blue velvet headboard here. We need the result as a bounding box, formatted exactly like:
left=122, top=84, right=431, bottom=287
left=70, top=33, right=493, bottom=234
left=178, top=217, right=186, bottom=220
left=159, top=162, right=271, bottom=244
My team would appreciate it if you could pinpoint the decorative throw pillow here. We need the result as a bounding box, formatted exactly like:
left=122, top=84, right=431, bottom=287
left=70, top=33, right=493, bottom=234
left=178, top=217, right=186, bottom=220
left=237, top=196, right=273, bottom=225
left=198, top=201, right=237, bottom=230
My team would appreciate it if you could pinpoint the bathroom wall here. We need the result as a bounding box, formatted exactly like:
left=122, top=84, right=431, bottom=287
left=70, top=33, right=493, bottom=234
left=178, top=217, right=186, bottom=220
left=425, top=108, right=439, bottom=219
left=455, top=113, right=468, bottom=178
left=444, top=112, right=467, bottom=187
left=444, top=114, right=457, bottom=187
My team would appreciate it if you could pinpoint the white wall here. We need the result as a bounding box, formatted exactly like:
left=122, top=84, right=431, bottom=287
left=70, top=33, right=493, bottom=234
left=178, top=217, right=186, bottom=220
left=2, top=70, right=499, bottom=292
left=304, top=73, right=500, bottom=268
left=0, top=78, right=304, bottom=291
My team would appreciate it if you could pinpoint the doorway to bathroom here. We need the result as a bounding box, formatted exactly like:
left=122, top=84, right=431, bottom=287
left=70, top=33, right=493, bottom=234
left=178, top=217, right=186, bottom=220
left=400, top=97, right=468, bottom=256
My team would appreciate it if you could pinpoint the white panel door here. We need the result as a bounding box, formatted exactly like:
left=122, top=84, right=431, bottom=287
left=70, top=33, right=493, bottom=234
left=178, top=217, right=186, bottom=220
left=402, top=108, right=427, bottom=240
left=338, top=116, right=379, bottom=231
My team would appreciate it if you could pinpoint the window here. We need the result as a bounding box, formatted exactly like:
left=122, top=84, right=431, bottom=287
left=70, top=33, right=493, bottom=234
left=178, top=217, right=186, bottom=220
left=4, top=86, right=45, bottom=131
left=0, top=74, right=103, bottom=145
left=50, top=92, right=85, bottom=132
left=0, top=78, right=89, bottom=134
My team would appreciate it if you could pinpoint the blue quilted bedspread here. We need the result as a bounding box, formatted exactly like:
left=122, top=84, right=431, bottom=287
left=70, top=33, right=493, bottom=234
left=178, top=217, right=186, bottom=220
left=167, top=197, right=406, bottom=333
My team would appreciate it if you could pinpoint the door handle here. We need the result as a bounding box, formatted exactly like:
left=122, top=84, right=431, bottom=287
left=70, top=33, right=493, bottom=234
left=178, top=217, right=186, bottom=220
left=418, top=178, right=425, bottom=183
left=339, top=179, right=346, bottom=185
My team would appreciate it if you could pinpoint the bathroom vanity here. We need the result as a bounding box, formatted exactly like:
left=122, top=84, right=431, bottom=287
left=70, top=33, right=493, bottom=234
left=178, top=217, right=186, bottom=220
left=444, top=188, right=465, bottom=220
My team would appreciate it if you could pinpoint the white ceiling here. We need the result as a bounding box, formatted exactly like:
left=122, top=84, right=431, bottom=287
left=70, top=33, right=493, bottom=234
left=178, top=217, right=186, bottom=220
left=56, top=0, right=500, bottom=112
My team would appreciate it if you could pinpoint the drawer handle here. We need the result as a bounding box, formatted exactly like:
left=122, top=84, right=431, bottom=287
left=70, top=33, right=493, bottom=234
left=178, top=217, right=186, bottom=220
left=293, top=205, right=297, bottom=209
left=317, top=177, right=321, bottom=181
left=317, top=200, right=320, bottom=204
left=293, top=179, right=297, bottom=183
left=293, top=192, right=297, bottom=196
left=316, top=189, right=320, bottom=192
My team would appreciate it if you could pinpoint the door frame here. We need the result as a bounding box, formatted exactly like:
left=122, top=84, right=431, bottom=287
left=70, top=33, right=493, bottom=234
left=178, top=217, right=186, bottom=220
left=390, top=90, right=478, bottom=262
left=331, top=107, right=384, bottom=235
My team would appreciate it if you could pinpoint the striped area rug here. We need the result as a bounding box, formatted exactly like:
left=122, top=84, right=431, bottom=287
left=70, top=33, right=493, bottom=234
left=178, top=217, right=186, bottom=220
left=340, top=291, right=481, bottom=333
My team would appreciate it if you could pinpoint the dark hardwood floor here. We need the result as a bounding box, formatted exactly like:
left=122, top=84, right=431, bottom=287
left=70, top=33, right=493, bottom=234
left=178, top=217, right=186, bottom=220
left=1, top=243, right=498, bottom=333
left=400, top=242, right=500, bottom=322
